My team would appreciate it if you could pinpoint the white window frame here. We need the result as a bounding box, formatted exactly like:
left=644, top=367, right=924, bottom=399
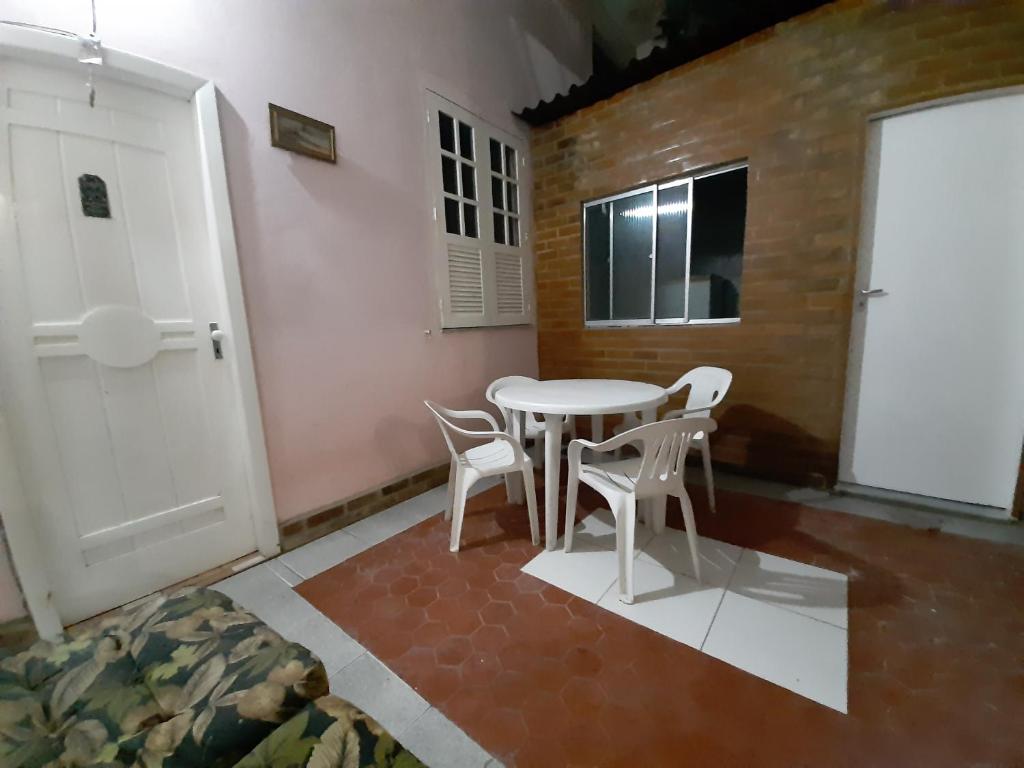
left=582, top=162, right=748, bottom=328
left=425, top=90, right=534, bottom=329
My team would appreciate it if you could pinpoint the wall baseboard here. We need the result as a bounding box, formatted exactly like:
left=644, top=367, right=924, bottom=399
left=277, top=462, right=450, bottom=552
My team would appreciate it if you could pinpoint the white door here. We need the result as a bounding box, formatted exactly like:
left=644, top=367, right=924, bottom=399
left=840, top=92, right=1024, bottom=511
left=0, top=59, right=258, bottom=622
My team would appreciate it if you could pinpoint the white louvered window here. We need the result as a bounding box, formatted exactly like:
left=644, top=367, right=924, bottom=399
left=426, top=91, right=533, bottom=328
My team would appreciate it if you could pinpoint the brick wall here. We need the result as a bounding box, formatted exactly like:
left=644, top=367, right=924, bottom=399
left=531, top=0, right=1024, bottom=487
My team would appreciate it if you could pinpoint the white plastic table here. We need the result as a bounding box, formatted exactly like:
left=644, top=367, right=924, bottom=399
left=493, top=379, right=668, bottom=550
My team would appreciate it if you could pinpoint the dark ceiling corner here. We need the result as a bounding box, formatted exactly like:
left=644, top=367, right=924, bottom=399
left=517, top=0, right=833, bottom=127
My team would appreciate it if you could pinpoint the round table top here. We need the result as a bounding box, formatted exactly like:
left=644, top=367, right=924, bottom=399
left=493, top=378, right=667, bottom=416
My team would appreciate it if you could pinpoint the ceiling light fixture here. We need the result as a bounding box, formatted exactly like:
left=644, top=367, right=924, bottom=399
left=77, top=0, right=102, bottom=107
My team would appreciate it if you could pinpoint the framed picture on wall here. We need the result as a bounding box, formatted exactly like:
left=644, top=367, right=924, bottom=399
left=269, top=104, right=337, bottom=163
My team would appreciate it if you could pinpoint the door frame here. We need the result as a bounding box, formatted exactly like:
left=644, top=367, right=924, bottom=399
left=0, top=25, right=279, bottom=637
left=838, top=85, right=1024, bottom=519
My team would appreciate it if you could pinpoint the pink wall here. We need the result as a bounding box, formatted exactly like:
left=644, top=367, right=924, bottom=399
left=1, top=1, right=590, bottom=529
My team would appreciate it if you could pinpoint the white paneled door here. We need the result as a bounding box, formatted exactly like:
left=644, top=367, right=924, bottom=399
left=841, top=92, right=1024, bottom=512
left=0, top=60, right=259, bottom=622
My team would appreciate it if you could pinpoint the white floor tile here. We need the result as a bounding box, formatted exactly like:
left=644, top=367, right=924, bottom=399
left=265, top=558, right=304, bottom=586
left=278, top=529, right=372, bottom=579
left=212, top=562, right=293, bottom=608
left=279, top=611, right=366, bottom=676
left=703, top=591, right=848, bottom=713
left=257, top=592, right=324, bottom=637
left=397, top=707, right=496, bottom=768
left=637, top=529, right=742, bottom=587
left=521, top=545, right=620, bottom=602
left=728, top=549, right=848, bottom=629
left=329, top=654, right=430, bottom=736
left=560, top=507, right=655, bottom=552
left=596, top=559, right=725, bottom=649
left=345, top=499, right=438, bottom=546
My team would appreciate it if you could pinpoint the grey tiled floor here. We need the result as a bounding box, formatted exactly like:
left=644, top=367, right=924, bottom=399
left=213, top=476, right=504, bottom=768
left=213, top=468, right=1021, bottom=767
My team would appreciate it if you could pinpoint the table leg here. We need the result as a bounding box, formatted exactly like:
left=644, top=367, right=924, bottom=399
left=640, top=407, right=667, bottom=534
left=590, top=414, right=603, bottom=463
left=543, top=414, right=563, bottom=550
left=506, top=409, right=525, bottom=504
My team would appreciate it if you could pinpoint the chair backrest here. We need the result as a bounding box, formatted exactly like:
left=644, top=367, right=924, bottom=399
left=626, top=417, right=717, bottom=499
left=424, top=400, right=463, bottom=460
left=485, top=375, right=537, bottom=430
left=666, top=366, right=733, bottom=418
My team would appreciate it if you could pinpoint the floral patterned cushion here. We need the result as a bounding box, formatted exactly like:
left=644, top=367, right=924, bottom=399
left=0, top=586, right=421, bottom=767
left=235, top=696, right=423, bottom=768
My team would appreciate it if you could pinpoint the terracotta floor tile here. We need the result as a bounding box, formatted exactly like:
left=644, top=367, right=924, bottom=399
left=297, top=471, right=1024, bottom=766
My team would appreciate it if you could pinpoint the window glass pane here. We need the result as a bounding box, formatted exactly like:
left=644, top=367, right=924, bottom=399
left=490, top=139, right=502, bottom=173
left=493, top=212, right=506, bottom=245
left=458, top=122, right=473, bottom=160
left=444, top=197, right=461, bottom=235
left=689, top=168, right=747, bottom=319
left=491, top=176, right=504, bottom=210
left=504, top=146, right=516, bottom=179
left=508, top=216, right=519, bottom=247
left=654, top=183, right=689, bottom=319
left=441, top=156, right=457, bottom=195
left=439, top=112, right=455, bottom=152
left=463, top=203, right=478, bottom=238
left=460, top=163, right=476, bottom=200
left=506, top=182, right=518, bottom=214
left=611, top=191, right=654, bottom=321
left=584, top=203, right=611, bottom=321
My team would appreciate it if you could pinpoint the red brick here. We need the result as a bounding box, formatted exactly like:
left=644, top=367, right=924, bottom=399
left=530, top=0, right=1024, bottom=487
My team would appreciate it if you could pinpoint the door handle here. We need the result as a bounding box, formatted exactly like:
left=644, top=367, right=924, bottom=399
left=859, top=288, right=886, bottom=297
left=209, top=322, right=225, bottom=360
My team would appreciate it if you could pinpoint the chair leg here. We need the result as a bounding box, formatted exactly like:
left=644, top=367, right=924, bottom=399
left=563, top=463, right=580, bottom=553
left=616, top=497, right=636, bottom=604
left=679, top=490, right=701, bottom=583
left=700, top=440, right=716, bottom=514
left=522, top=466, right=540, bottom=546
left=568, top=415, right=577, bottom=439
left=650, top=495, right=667, bottom=535
left=445, top=458, right=456, bottom=521
left=449, top=469, right=471, bottom=553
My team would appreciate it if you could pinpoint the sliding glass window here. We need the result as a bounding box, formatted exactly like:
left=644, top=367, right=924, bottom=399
left=583, top=164, right=747, bottom=326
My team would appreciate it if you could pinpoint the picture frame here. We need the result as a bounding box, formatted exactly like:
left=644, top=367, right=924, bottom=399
left=269, top=103, right=337, bottom=163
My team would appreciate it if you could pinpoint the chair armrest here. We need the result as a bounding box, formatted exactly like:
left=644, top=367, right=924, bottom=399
left=443, top=422, right=529, bottom=462
left=567, top=429, right=637, bottom=461
left=440, top=407, right=501, bottom=431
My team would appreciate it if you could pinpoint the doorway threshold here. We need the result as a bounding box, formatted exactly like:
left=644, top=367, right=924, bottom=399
left=688, top=468, right=1024, bottom=550
left=834, top=482, right=1009, bottom=521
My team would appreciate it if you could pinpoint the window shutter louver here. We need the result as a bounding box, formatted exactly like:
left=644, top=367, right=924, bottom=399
left=495, top=252, right=526, bottom=317
left=446, top=244, right=485, bottom=316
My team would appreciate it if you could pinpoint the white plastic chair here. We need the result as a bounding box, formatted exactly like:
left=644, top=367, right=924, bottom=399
left=613, top=367, right=732, bottom=513
left=485, top=376, right=575, bottom=468
left=564, top=417, right=717, bottom=604
left=425, top=400, right=539, bottom=553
